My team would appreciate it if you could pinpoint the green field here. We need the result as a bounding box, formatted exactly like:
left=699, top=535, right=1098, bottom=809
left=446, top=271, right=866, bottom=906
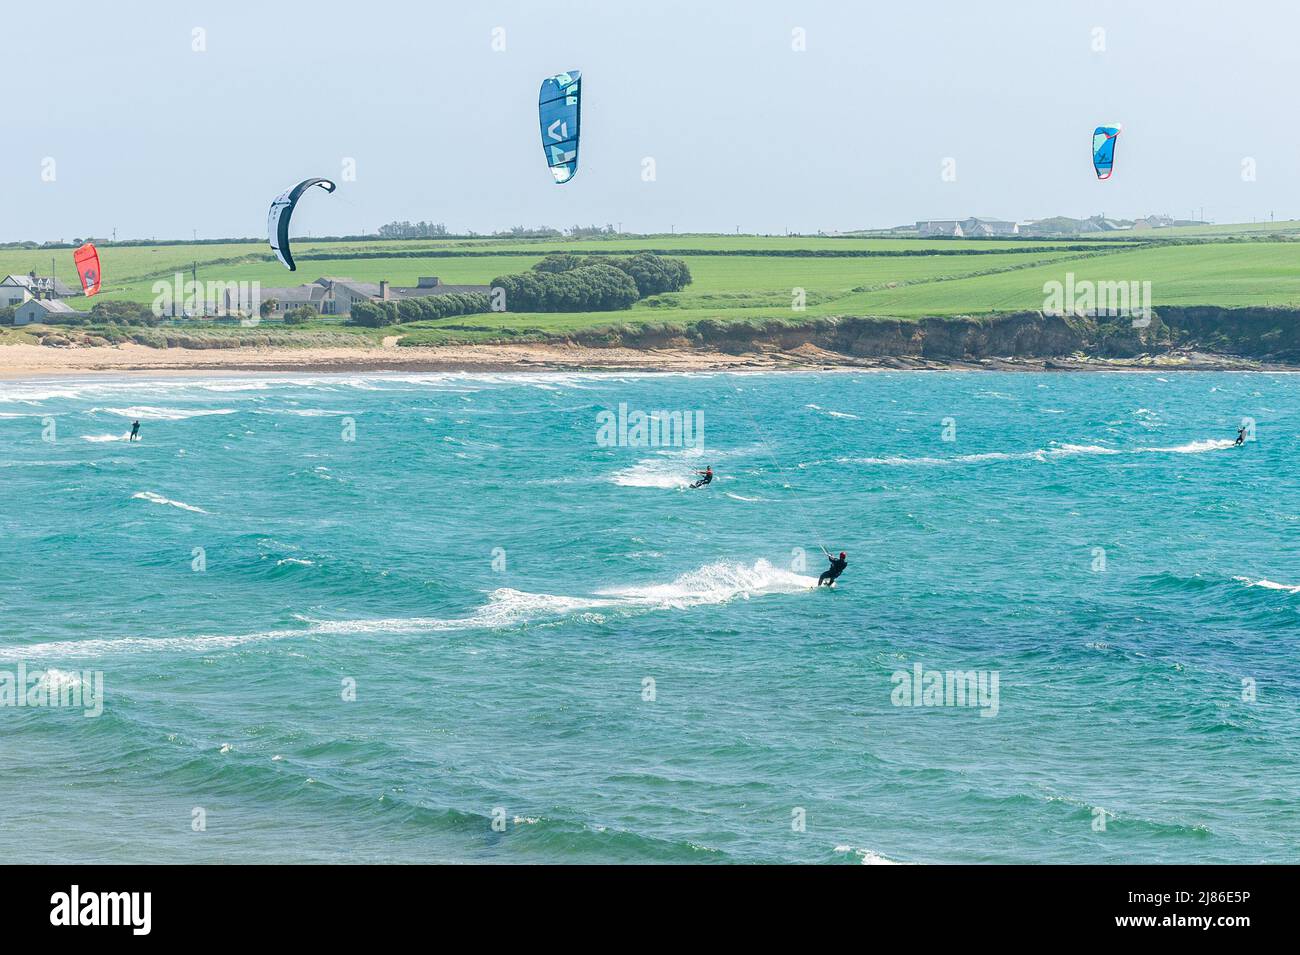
left=4, top=225, right=1298, bottom=343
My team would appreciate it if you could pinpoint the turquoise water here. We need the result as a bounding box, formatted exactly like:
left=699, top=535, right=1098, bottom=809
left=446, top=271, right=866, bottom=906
left=1, top=370, right=1296, bottom=864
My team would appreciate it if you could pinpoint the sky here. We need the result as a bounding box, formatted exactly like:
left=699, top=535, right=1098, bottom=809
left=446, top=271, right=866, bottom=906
left=3, top=0, right=1298, bottom=242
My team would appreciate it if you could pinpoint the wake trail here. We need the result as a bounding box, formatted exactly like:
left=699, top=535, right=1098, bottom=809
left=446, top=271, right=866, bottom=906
left=1, top=559, right=818, bottom=660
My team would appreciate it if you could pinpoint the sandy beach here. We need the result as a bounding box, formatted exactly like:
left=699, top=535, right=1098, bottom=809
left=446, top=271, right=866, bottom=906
left=1, top=340, right=1279, bottom=379
left=0, top=341, right=803, bottom=378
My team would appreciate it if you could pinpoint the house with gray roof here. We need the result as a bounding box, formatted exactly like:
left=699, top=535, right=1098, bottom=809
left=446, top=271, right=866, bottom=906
left=915, top=220, right=964, bottom=237
left=1, top=273, right=78, bottom=308
left=13, top=298, right=79, bottom=326
left=258, top=276, right=490, bottom=318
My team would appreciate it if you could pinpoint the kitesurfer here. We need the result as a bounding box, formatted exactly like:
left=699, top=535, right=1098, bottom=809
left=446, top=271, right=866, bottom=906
left=818, top=551, right=847, bottom=587
left=1235, top=426, right=1247, bottom=446
left=690, top=466, right=713, bottom=489
left=129, top=420, right=141, bottom=442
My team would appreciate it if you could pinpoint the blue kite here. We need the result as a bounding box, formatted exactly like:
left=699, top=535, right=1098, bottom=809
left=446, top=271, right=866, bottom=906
left=1092, top=124, right=1122, bottom=180
left=539, top=71, right=581, bottom=184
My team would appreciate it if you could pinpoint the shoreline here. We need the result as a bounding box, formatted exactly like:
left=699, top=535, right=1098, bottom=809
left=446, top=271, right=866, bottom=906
left=0, top=341, right=1286, bottom=379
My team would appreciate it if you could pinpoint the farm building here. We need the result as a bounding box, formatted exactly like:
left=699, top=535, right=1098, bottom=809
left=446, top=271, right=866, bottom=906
left=915, top=218, right=1020, bottom=237
left=1, top=273, right=78, bottom=308
left=12, top=298, right=79, bottom=325
left=259, top=276, right=490, bottom=318
left=915, top=220, right=965, bottom=237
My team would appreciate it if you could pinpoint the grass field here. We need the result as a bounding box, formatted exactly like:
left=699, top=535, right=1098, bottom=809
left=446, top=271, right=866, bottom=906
left=3, top=225, right=1298, bottom=344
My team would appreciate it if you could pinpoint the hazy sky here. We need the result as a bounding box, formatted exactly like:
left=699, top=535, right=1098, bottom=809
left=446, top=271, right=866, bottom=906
left=5, top=0, right=1298, bottom=242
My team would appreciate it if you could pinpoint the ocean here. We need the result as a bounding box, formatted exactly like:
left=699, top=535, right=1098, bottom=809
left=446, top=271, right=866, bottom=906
left=0, top=370, right=1296, bottom=864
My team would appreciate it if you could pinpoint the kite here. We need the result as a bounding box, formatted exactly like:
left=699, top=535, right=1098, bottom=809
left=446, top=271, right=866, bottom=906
left=268, top=178, right=336, bottom=271
left=74, top=242, right=102, bottom=296
left=539, top=71, right=581, bottom=184
left=1092, top=124, right=1122, bottom=180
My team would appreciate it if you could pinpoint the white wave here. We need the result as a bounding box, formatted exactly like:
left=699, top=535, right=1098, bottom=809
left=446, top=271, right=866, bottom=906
left=596, top=559, right=817, bottom=609
left=307, top=589, right=616, bottom=635
left=259, top=408, right=352, bottom=417
left=37, top=668, right=84, bottom=691
left=1138, top=438, right=1235, bottom=454
left=846, top=450, right=1030, bottom=466
left=1054, top=443, right=1123, bottom=457
left=199, top=381, right=273, bottom=392
left=611, top=446, right=707, bottom=489
left=133, top=491, right=208, bottom=514
left=1, top=560, right=815, bottom=659
left=1234, top=576, right=1300, bottom=594
left=0, top=627, right=305, bottom=660
left=833, top=845, right=906, bottom=865
left=843, top=438, right=1231, bottom=467
left=98, top=406, right=236, bottom=421
left=0, top=387, right=84, bottom=402
left=82, top=433, right=132, bottom=442
left=725, top=492, right=762, bottom=502
left=806, top=404, right=860, bottom=420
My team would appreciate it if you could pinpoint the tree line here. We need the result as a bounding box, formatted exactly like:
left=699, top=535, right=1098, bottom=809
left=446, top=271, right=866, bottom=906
left=491, top=253, right=692, bottom=312
left=349, top=292, right=492, bottom=327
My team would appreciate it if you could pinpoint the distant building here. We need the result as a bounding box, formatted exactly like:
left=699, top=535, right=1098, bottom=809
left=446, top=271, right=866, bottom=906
left=961, top=217, right=1019, bottom=237
left=1, top=273, right=78, bottom=308
left=387, top=276, right=490, bottom=300
left=258, top=276, right=490, bottom=318
left=915, top=218, right=1020, bottom=238
left=915, top=220, right=964, bottom=237
left=13, top=298, right=79, bottom=326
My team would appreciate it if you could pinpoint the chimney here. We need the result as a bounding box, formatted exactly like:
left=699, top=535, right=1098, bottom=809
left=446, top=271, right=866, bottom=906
left=379, top=280, right=389, bottom=301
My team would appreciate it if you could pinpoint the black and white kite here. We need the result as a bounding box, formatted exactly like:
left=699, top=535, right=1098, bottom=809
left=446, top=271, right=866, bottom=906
left=267, top=178, right=336, bottom=271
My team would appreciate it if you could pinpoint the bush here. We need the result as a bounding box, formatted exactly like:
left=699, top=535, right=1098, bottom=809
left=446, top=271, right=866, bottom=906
left=490, top=264, right=639, bottom=312
left=349, top=293, right=490, bottom=327
left=532, top=253, right=586, bottom=274
left=283, top=306, right=318, bottom=325
left=582, top=253, right=692, bottom=297
left=526, top=252, right=693, bottom=299
left=89, top=300, right=159, bottom=326
left=348, top=301, right=399, bottom=327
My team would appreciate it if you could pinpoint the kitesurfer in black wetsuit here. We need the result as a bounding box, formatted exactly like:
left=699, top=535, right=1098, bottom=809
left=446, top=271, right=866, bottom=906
left=129, top=420, right=141, bottom=442
left=690, top=466, right=713, bottom=489
left=1235, top=426, right=1247, bottom=446
left=818, top=551, right=847, bottom=587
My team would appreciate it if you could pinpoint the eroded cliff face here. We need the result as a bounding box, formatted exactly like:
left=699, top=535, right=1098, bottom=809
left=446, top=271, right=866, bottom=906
left=1156, top=306, right=1300, bottom=362
left=577, top=307, right=1300, bottom=364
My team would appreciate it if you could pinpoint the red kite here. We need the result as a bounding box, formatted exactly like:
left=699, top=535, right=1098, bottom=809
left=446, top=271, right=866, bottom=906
left=74, top=242, right=102, bottom=296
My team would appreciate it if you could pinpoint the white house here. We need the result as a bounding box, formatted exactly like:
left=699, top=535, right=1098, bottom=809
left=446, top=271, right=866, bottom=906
left=1, top=273, right=77, bottom=308
left=13, top=298, right=79, bottom=326
left=258, top=276, right=491, bottom=318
